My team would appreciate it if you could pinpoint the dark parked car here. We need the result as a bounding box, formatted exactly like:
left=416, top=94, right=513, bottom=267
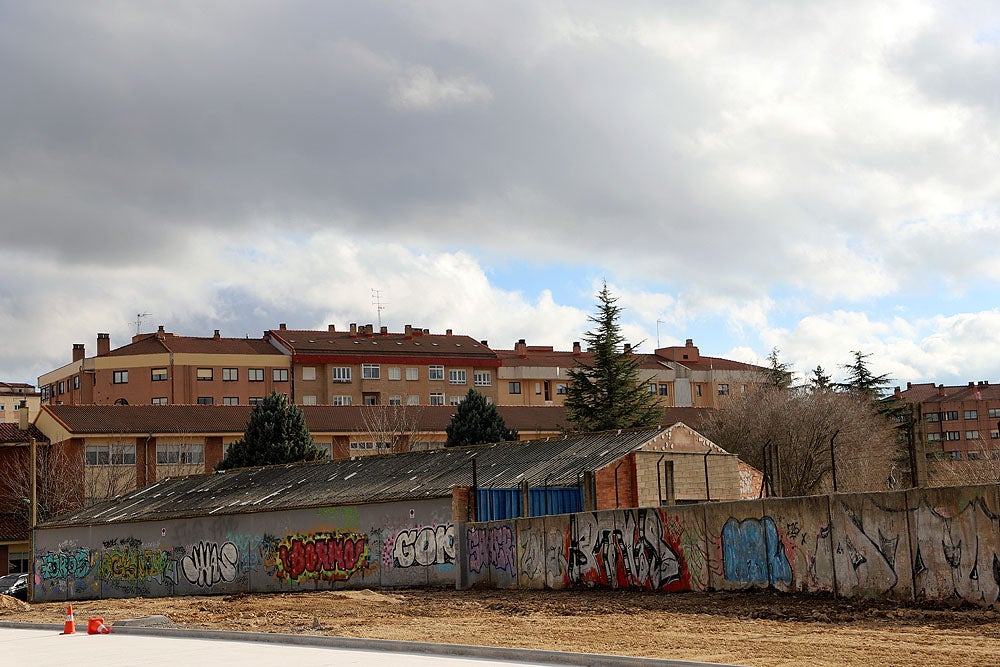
left=0, top=573, right=27, bottom=601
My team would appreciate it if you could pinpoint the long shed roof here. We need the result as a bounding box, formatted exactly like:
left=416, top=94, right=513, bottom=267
left=45, top=427, right=667, bottom=527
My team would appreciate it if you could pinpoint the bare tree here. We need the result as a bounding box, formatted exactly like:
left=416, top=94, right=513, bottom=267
left=698, top=385, right=900, bottom=496
left=926, top=443, right=1000, bottom=487
left=0, top=442, right=83, bottom=525
left=82, top=436, right=138, bottom=505
left=356, top=403, right=430, bottom=454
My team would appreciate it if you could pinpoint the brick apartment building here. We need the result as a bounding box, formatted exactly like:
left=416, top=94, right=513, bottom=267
left=496, top=337, right=765, bottom=408
left=893, top=381, right=1000, bottom=461
left=0, top=382, right=40, bottom=423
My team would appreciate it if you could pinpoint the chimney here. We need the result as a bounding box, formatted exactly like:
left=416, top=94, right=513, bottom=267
left=214, top=329, right=221, bottom=340
left=279, top=323, right=287, bottom=330
left=366, top=324, right=374, bottom=336
left=350, top=323, right=358, bottom=336
left=328, top=324, right=336, bottom=332
left=97, top=333, right=111, bottom=356
left=624, top=343, right=632, bottom=354
left=156, top=325, right=166, bottom=340
left=405, top=324, right=412, bottom=338
left=446, top=329, right=453, bottom=336
left=481, top=340, right=488, bottom=346
left=969, top=381, right=975, bottom=387
left=516, top=339, right=527, bottom=357
left=685, top=338, right=694, bottom=347
left=380, top=326, right=388, bottom=335
left=18, top=400, right=29, bottom=431
left=937, top=384, right=946, bottom=397
left=573, top=341, right=581, bottom=355
left=907, top=382, right=912, bottom=389
left=73, top=343, right=85, bottom=362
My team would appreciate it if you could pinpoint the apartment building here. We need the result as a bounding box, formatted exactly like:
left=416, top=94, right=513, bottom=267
left=496, top=338, right=764, bottom=408
left=37, top=327, right=291, bottom=407
left=267, top=323, right=502, bottom=407
left=893, top=381, right=1000, bottom=460
left=0, top=382, right=40, bottom=423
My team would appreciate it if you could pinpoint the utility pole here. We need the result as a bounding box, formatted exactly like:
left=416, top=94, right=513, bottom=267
left=29, top=436, right=36, bottom=602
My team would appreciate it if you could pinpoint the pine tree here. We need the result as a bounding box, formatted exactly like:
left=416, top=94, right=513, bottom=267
left=763, top=347, right=794, bottom=389
left=216, top=391, right=325, bottom=470
left=565, top=282, right=662, bottom=432
left=809, top=365, right=832, bottom=391
left=837, top=351, right=892, bottom=402
left=445, top=389, right=518, bottom=446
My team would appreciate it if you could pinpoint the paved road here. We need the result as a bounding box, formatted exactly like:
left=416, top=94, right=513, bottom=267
left=0, top=624, right=745, bottom=667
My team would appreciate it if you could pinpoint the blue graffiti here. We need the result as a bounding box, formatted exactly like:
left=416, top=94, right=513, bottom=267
left=722, top=517, right=792, bottom=585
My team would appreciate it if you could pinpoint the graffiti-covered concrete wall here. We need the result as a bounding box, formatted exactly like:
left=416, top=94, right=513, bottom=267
left=33, top=498, right=456, bottom=601
left=460, top=484, right=1000, bottom=606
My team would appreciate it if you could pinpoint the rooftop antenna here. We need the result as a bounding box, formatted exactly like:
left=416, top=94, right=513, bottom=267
left=134, top=312, right=151, bottom=336
left=656, top=319, right=665, bottom=348
left=371, top=289, right=386, bottom=328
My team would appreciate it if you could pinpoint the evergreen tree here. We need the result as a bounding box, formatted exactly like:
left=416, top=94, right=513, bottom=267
left=763, top=347, right=794, bottom=389
left=565, top=282, right=662, bottom=432
left=837, top=350, right=892, bottom=403
left=216, top=391, right=325, bottom=470
left=809, top=365, right=832, bottom=391
left=445, top=389, right=518, bottom=446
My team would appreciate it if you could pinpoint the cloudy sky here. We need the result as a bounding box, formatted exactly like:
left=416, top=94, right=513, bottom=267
left=3, top=1, right=1000, bottom=390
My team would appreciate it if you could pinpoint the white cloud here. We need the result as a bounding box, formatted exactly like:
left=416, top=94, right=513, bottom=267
left=390, top=65, right=493, bottom=112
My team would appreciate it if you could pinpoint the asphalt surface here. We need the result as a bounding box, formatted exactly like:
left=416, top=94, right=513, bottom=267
left=0, top=623, right=747, bottom=667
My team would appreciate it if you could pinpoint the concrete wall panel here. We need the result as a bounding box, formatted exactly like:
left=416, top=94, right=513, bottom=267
left=33, top=498, right=453, bottom=602
left=905, top=484, right=1000, bottom=604
left=704, top=499, right=765, bottom=592
left=828, top=490, right=912, bottom=601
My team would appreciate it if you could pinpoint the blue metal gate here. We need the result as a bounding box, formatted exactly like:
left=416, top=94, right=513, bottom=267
left=475, top=487, right=583, bottom=522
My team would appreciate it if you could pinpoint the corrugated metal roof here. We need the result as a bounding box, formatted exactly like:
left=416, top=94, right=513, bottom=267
left=45, top=427, right=666, bottom=527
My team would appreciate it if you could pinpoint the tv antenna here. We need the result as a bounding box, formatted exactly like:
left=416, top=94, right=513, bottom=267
left=656, top=319, right=665, bottom=348
left=134, top=312, right=151, bottom=336
left=371, top=289, right=386, bottom=328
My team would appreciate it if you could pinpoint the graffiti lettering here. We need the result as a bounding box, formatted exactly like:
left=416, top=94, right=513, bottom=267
left=276, top=533, right=369, bottom=582
left=37, top=548, right=93, bottom=581
left=570, top=510, right=682, bottom=591
left=390, top=525, right=455, bottom=568
left=181, top=541, right=239, bottom=587
left=467, top=527, right=488, bottom=574
left=721, top=517, right=792, bottom=586
left=99, top=547, right=173, bottom=583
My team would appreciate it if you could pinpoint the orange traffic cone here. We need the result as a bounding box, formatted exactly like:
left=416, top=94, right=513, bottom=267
left=87, top=617, right=110, bottom=635
left=60, top=605, right=76, bottom=635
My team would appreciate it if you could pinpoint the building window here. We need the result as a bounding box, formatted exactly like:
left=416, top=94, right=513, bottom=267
left=73, top=375, right=80, bottom=389
left=58, top=381, right=65, bottom=394
left=450, top=395, right=464, bottom=406
left=363, top=395, right=378, bottom=406
left=557, top=383, right=568, bottom=395
left=945, top=431, right=961, bottom=441
left=301, top=395, right=317, bottom=405
left=152, top=397, right=168, bottom=405
left=449, top=369, right=467, bottom=385
left=509, top=381, right=521, bottom=395
left=474, top=371, right=491, bottom=386
left=406, top=367, right=419, bottom=381
left=302, top=367, right=316, bottom=381
left=197, top=397, right=214, bottom=405
left=332, top=367, right=352, bottom=383
left=950, top=451, right=962, bottom=460
left=695, top=385, right=703, bottom=397
left=430, top=392, right=445, bottom=406
left=362, top=364, right=380, bottom=380
left=197, top=368, right=213, bottom=381
left=968, top=451, right=981, bottom=460
left=7, top=551, right=28, bottom=574
left=964, top=410, right=978, bottom=420
left=331, top=395, right=352, bottom=406
left=223, top=396, right=239, bottom=405
left=659, top=384, right=669, bottom=396
left=156, top=443, right=204, bottom=465
left=989, top=408, right=1000, bottom=419
left=991, top=429, right=1000, bottom=439
left=943, top=411, right=958, bottom=421
left=248, top=368, right=264, bottom=382
left=429, top=365, right=444, bottom=380
left=273, top=368, right=289, bottom=382
left=926, top=433, right=941, bottom=441
left=718, top=383, right=730, bottom=396
left=85, top=444, right=136, bottom=466
left=407, top=395, right=420, bottom=405
left=249, top=397, right=264, bottom=405
left=966, top=430, right=981, bottom=440
left=113, top=370, right=128, bottom=384
left=151, top=368, right=167, bottom=382
left=389, top=395, right=402, bottom=406
left=222, top=368, right=238, bottom=381
left=926, top=413, right=939, bottom=422
left=388, top=367, right=401, bottom=381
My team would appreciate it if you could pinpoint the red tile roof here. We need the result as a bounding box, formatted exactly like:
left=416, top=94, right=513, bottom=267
left=268, top=329, right=497, bottom=359
left=108, top=334, right=283, bottom=357
left=0, top=424, right=48, bottom=444
left=0, top=513, right=27, bottom=542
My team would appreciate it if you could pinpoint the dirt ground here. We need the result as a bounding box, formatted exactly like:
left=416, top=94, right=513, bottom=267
left=2, top=588, right=1000, bottom=666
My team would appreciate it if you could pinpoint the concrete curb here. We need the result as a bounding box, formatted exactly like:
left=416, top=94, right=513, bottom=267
left=0, top=621, right=747, bottom=667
